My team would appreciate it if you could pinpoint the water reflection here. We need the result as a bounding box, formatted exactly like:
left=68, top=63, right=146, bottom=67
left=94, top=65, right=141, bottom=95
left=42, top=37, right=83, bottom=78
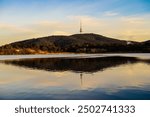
left=0, top=55, right=150, bottom=100
left=1, top=56, right=149, bottom=73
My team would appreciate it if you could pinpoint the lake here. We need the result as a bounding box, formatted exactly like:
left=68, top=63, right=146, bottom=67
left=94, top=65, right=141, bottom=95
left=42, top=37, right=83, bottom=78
left=0, top=53, right=150, bottom=100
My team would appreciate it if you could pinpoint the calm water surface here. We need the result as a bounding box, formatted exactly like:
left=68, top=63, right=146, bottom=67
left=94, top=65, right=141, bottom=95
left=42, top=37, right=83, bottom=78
left=0, top=54, right=150, bottom=100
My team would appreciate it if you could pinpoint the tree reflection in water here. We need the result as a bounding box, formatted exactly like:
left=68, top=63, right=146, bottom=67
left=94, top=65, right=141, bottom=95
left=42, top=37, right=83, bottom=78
left=1, top=56, right=150, bottom=100
left=2, top=56, right=149, bottom=73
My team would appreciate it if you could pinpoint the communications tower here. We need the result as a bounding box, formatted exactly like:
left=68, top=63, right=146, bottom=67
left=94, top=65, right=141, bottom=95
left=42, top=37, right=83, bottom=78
left=80, top=20, right=83, bottom=34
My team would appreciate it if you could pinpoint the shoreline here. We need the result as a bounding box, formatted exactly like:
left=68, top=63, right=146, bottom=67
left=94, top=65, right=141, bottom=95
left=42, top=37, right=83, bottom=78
left=0, top=53, right=150, bottom=61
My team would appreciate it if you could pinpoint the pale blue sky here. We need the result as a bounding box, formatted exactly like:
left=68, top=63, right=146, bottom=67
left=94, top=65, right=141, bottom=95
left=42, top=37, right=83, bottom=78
left=0, top=0, right=150, bottom=45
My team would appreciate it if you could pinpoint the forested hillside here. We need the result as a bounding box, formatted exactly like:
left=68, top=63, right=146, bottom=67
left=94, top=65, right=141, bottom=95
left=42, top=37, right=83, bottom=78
left=0, top=33, right=149, bottom=55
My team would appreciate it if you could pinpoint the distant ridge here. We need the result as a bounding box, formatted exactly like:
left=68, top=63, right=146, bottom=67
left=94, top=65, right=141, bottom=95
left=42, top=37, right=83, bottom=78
left=0, top=33, right=149, bottom=55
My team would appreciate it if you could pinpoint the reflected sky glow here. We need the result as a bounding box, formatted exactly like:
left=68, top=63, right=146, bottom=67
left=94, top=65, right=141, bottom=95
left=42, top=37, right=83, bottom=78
left=0, top=54, right=150, bottom=99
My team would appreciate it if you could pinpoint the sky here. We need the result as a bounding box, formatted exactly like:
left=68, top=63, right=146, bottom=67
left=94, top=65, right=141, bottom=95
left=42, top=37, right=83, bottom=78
left=0, top=0, right=150, bottom=45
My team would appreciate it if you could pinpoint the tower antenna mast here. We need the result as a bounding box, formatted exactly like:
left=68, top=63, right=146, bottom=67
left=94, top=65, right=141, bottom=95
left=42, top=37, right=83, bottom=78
left=80, top=20, right=83, bottom=34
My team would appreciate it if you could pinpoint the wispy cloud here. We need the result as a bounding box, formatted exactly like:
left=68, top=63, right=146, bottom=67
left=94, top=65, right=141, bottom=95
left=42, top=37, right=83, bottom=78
left=104, top=11, right=119, bottom=16
left=0, top=14, right=150, bottom=45
left=0, top=0, right=150, bottom=45
left=121, top=17, right=145, bottom=24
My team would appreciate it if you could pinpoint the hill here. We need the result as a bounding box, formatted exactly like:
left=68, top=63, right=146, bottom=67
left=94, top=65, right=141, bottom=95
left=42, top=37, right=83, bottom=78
left=0, top=33, right=149, bottom=55
left=143, top=40, right=150, bottom=45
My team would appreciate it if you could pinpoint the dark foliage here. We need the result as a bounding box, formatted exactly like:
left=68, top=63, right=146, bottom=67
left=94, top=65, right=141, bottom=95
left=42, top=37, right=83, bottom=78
left=0, top=33, right=150, bottom=55
left=2, top=56, right=141, bottom=73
